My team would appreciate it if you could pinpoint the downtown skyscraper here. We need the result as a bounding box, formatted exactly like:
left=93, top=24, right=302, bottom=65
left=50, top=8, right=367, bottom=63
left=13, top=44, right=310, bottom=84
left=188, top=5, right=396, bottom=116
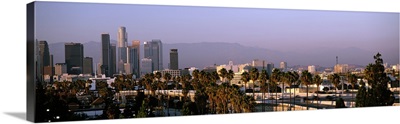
left=101, top=33, right=111, bottom=77
left=144, top=39, right=163, bottom=72
left=117, top=26, right=128, bottom=74
left=128, top=40, right=140, bottom=77
left=170, top=49, right=179, bottom=70
left=65, top=42, right=84, bottom=74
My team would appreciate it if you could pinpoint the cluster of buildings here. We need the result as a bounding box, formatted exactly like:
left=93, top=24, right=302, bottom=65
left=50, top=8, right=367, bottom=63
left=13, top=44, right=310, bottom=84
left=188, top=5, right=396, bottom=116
left=35, top=26, right=188, bottom=84
left=35, top=41, right=93, bottom=83
left=34, top=27, right=400, bottom=87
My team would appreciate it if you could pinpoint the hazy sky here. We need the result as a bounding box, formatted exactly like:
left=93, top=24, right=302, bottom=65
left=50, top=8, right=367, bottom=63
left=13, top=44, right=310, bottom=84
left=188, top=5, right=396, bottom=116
left=35, top=1, right=399, bottom=66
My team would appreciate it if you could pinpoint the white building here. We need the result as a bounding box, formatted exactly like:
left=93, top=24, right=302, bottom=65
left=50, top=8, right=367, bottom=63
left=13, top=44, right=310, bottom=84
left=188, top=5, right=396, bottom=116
left=188, top=67, right=199, bottom=76
left=308, top=65, right=316, bottom=74
left=334, top=64, right=349, bottom=73
left=154, top=69, right=182, bottom=80
left=392, top=64, right=400, bottom=72
left=280, top=61, right=287, bottom=71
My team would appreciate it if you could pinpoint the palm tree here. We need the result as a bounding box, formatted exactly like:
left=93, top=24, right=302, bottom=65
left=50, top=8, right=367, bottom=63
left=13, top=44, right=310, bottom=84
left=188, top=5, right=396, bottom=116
left=313, top=74, right=322, bottom=109
left=227, top=70, right=234, bottom=85
left=271, top=69, right=281, bottom=111
left=291, top=71, right=299, bottom=111
left=300, top=70, right=312, bottom=110
left=347, top=73, right=357, bottom=107
left=328, top=73, right=341, bottom=96
left=284, top=71, right=297, bottom=111
left=241, top=71, right=250, bottom=93
left=280, top=72, right=290, bottom=111
left=258, top=69, right=269, bottom=112
left=249, top=68, right=259, bottom=98
left=163, top=73, right=172, bottom=115
left=192, top=69, right=200, bottom=80
left=218, top=68, right=228, bottom=83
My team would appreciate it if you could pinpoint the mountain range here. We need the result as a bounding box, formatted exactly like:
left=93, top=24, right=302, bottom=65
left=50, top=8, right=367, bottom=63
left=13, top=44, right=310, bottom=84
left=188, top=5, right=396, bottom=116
left=48, top=41, right=395, bottom=70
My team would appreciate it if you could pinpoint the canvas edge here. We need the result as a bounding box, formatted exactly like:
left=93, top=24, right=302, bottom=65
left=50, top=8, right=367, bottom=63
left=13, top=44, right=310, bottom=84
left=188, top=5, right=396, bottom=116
left=27, top=1, right=36, bottom=123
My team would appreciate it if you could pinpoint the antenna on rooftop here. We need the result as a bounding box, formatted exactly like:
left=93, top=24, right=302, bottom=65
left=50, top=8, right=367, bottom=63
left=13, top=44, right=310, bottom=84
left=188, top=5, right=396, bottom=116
left=336, top=56, right=338, bottom=65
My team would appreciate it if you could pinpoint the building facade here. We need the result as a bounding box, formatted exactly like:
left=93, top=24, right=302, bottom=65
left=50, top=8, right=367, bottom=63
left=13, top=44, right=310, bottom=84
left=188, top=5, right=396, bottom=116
left=156, top=69, right=182, bottom=79
left=334, top=64, right=349, bottom=73
left=128, top=40, right=140, bottom=77
left=140, top=58, right=152, bottom=77
left=110, top=43, right=117, bottom=76
left=83, top=57, right=93, bottom=75
left=280, top=61, right=287, bottom=71
left=117, top=27, right=128, bottom=74
left=101, top=33, right=111, bottom=77
left=54, top=63, right=67, bottom=76
left=65, top=42, right=84, bottom=75
left=308, top=65, right=316, bottom=74
left=144, top=40, right=163, bottom=72
left=170, top=49, right=179, bottom=70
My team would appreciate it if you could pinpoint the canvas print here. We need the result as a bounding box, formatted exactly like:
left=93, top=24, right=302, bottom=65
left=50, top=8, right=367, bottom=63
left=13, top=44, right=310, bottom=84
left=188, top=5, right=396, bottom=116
left=26, top=1, right=400, bottom=123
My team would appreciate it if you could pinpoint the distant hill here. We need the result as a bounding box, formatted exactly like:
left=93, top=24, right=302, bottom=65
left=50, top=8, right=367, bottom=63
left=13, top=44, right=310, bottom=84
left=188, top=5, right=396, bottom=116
left=49, top=41, right=381, bottom=70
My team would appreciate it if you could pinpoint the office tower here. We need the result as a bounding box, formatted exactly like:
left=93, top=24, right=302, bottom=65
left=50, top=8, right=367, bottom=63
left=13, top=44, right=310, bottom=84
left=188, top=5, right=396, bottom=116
left=83, top=57, right=93, bottom=75
left=54, top=63, right=67, bottom=76
left=129, top=40, right=140, bottom=76
left=170, top=49, right=179, bottom=70
left=141, top=58, right=152, bottom=77
left=117, top=26, right=128, bottom=73
left=308, top=65, right=316, bottom=74
left=39, top=41, right=50, bottom=67
left=266, top=63, right=274, bottom=76
left=65, top=42, right=84, bottom=74
left=252, top=59, right=266, bottom=68
left=101, top=33, right=111, bottom=77
left=280, top=61, right=287, bottom=71
left=144, top=39, right=163, bottom=71
left=110, top=43, right=117, bottom=76
left=334, top=64, right=349, bottom=73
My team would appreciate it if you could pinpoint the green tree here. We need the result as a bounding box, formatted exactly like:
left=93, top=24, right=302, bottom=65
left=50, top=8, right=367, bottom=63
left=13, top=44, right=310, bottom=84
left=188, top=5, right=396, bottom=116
left=249, top=68, right=259, bottom=97
left=313, top=74, right=322, bottom=109
left=347, top=73, right=357, bottom=107
left=218, top=68, right=228, bottom=83
left=335, top=98, right=346, bottom=108
left=328, top=73, right=341, bottom=96
left=137, top=101, right=148, bottom=118
left=300, top=70, right=312, bottom=110
left=241, top=71, right=250, bottom=93
left=356, top=53, right=395, bottom=107
left=258, top=69, right=269, bottom=112
left=227, top=70, right=234, bottom=85
left=271, top=69, right=282, bottom=111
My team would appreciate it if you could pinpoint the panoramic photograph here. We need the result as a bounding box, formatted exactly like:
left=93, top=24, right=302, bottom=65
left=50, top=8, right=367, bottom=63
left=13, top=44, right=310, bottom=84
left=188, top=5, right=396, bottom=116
left=30, top=1, right=399, bottom=122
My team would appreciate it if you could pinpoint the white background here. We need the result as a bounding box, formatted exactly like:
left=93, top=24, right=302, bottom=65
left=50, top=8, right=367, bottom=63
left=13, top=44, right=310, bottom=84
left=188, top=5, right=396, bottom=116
left=0, top=0, right=399, bottom=124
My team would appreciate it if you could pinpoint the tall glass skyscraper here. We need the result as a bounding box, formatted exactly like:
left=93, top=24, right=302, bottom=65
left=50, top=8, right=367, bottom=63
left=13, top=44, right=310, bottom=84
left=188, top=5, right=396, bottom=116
left=110, top=43, right=117, bottom=76
left=117, top=26, right=128, bottom=74
left=101, top=33, right=111, bottom=77
left=170, top=49, right=178, bottom=70
left=129, top=40, right=140, bottom=77
left=144, top=39, right=163, bottom=72
left=39, top=40, right=50, bottom=67
left=65, top=42, right=84, bottom=74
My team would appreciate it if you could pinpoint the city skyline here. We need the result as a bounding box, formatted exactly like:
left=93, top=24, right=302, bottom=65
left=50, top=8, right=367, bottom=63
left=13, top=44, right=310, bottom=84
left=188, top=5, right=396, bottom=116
left=35, top=1, right=399, bottom=69
left=25, top=1, right=400, bottom=123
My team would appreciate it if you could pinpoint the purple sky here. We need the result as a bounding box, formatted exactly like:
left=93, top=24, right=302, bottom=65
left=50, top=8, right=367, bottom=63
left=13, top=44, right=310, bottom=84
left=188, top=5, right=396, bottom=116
left=35, top=1, right=399, bottom=66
